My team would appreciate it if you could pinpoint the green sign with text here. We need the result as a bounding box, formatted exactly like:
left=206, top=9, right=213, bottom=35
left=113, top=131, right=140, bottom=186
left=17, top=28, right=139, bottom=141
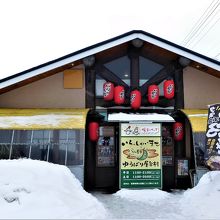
left=120, top=123, right=162, bottom=189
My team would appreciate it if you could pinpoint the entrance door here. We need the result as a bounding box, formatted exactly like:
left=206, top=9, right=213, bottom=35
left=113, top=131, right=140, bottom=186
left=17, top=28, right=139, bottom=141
left=95, top=125, right=119, bottom=191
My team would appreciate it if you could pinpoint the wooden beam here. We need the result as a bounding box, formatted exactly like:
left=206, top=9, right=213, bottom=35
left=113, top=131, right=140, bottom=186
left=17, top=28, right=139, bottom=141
left=96, top=96, right=174, bottom=108
left=97, top=48, right=128, bottom=64
left=140, top=44, right=177, bottom=66
left=85, top=67, right=96, bottom=108
left=141, top=96, right=174, bottom=108
left=128, top=47, right=139, bottom=89
left=174, top=66, right=184, bottom=110
left=140, top=63, right=176, bottom=95
left=95, top=63, right=129, bottom=89
left=96, top=97, right=130, bottom=108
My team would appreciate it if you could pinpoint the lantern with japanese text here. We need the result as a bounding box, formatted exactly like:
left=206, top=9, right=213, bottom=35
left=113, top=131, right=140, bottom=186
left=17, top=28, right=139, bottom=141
left=114, top=85, right=125, bottom=105
left=89, top=122, right=99, bottom=142
left=148, top=85, right=159, bottom=104
left=130, top=90, right=141, bottom=110
left=103, top=82, right=114, bottom=101
left=164, top=79, right=175, bottom=99
left=173, top=122, right=184, bottom=141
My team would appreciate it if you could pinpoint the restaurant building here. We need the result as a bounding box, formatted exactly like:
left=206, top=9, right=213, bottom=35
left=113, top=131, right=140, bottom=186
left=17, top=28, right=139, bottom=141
left=0, top=30, right=219, bottom=192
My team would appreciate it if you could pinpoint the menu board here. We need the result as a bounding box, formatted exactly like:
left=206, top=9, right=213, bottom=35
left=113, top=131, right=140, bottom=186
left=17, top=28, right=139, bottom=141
left=177, top=159, right=189, bottom=176
left=96, top=127, right=115, bottom=167
left=162, top=125, right=174, bottom=166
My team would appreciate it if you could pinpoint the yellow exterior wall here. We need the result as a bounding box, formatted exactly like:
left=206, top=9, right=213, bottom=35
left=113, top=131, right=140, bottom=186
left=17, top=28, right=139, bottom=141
left=183, top=66, right=220, bottom=109
left=0, top=69, right=85, bottom=108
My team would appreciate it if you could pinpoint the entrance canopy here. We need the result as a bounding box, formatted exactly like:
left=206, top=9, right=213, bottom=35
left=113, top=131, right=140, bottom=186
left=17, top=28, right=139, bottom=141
left=0, top=108, right=89, bottom=130
left=108, top=112, right=175, bottom=123
left=180, top=109, right=208, bottom=132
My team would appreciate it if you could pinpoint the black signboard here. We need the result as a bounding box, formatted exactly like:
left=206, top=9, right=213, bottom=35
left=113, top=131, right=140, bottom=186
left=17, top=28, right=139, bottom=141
left=205, top=104, right=220, bottom=170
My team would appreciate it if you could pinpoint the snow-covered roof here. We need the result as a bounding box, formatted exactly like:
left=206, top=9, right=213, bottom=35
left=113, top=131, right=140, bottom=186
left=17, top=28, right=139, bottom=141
left=108, top=112, right=175, bottom=122
left=0, top=30, right=219, bottom=90
left=0, top=108, right=89, bottom=129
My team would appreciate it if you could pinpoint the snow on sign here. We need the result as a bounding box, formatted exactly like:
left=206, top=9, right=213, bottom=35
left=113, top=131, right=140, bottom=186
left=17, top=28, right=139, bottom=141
left=120, top=123, right=162, bottom=189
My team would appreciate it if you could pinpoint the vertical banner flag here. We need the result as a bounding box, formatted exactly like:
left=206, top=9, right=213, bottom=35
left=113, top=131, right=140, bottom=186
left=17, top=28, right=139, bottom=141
left=120, top=123, right=162, bottom=188
left=205, top=104, right=220, bottom=170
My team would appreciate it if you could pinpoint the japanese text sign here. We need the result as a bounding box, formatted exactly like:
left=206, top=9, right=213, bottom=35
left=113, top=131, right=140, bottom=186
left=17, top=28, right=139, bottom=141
left=120, top=123, right=162, bottom=188
left=205, top=104, right=220, bottom=170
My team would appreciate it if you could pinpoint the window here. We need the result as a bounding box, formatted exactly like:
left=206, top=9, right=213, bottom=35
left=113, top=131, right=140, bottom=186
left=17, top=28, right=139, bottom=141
left=104, top=56, right=130, bottom=85
left=0, top=130, right=13, bottom=159
left=139, top=56, right=164, bottom=86
left=96, top=75, right=106, bottom=97
left=0, top=129, right=85, bottom=166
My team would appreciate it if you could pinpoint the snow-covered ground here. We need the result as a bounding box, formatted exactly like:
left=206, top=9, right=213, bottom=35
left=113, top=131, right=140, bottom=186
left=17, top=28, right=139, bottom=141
left=1, top=159, right=220, bottom=219
left=95, top=171, right=220, bottom=219
left=0, top=159, right=107, bottom=219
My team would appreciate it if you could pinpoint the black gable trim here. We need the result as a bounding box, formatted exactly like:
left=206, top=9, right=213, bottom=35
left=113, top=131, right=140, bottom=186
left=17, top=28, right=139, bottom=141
left=0, top=30, right=219, bottom=83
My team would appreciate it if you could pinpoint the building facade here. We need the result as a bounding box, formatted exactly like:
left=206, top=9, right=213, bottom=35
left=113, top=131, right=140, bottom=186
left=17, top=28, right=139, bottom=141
left=0, top=30, right=219, bottom=191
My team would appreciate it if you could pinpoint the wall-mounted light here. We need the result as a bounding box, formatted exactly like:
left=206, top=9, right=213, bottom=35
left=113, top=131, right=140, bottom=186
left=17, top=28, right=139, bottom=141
left=131, top=38, right=144, bottom=48
left=179, top=57, right=191, bottom=67
left=83, top=55, right=95, bottom=67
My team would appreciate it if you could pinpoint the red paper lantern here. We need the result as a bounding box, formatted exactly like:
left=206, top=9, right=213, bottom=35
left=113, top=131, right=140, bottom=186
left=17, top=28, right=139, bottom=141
left=148, top=85, right=159, bottom=104
left=103, top=82, right=114, bottom=101
left=173, top=122, right=184, bottom=141
left=130, top=90, right=141, bottom=110
left=164, top=80, right=175, bottom=99
left=114, top=85, right=125, bottom=105
left=89, top=122, right=99, bottom=142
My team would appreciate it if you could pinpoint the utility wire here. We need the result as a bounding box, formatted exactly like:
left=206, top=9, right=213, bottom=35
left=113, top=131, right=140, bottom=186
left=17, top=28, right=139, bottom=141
left=182, top=0, right=216, bottom=45
left=182, top=0, right=220, bottom=47
left=190, top=15, right=220, bottom=49
left=185, top=1, right=220, bottom=47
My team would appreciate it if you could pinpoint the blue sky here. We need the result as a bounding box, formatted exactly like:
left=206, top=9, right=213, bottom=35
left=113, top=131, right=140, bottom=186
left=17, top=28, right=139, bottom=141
left=0, top=0, right=219, bottom=79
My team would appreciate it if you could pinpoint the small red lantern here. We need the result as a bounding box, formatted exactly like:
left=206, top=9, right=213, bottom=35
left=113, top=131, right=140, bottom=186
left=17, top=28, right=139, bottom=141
left=164, top=79, right=175, bottom=99
left=148, top=85, right=159, bottom=104
left=103, top=82, right=114, bottom=101
left=114, top=85, right=125, bottom=105
left=130, top=90, right=141, bottom=110
left=89, top=122, right=99, bottom=142
left=173, top=122, right=184, bottom=141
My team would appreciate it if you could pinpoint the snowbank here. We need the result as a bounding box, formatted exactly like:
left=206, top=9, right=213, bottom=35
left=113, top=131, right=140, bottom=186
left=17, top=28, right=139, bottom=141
left=180, top=171, right=220, bottom=219
left=114, top=188, right=170, bottom=205
left=0, top=159, right=107, bottom=219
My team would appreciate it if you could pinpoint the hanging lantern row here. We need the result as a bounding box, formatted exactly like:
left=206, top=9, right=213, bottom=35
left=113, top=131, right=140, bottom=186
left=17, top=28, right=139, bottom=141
left=173, top=122, right=184, bottom=141
left=103, top=79, right=175, bottom=109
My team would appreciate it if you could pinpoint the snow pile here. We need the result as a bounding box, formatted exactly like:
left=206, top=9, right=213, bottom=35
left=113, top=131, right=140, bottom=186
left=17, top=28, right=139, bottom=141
left=114, top=188, right=170, bottom=205
left=180, top=171, right=220, bottom=219
left=0, top=159, right=107, bottom=219
left=108, top=112, right=174, bottom=122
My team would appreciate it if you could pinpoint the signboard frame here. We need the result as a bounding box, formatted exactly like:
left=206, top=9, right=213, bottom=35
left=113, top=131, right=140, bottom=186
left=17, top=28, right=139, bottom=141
left=119, top=122, right=162, bottom=189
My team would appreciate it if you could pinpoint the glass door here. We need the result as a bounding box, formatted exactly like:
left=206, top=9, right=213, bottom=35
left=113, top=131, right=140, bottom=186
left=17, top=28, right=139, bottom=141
left=97, top=126, right=115, bottom=167
left=95, top=125, right=118, bottom=191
